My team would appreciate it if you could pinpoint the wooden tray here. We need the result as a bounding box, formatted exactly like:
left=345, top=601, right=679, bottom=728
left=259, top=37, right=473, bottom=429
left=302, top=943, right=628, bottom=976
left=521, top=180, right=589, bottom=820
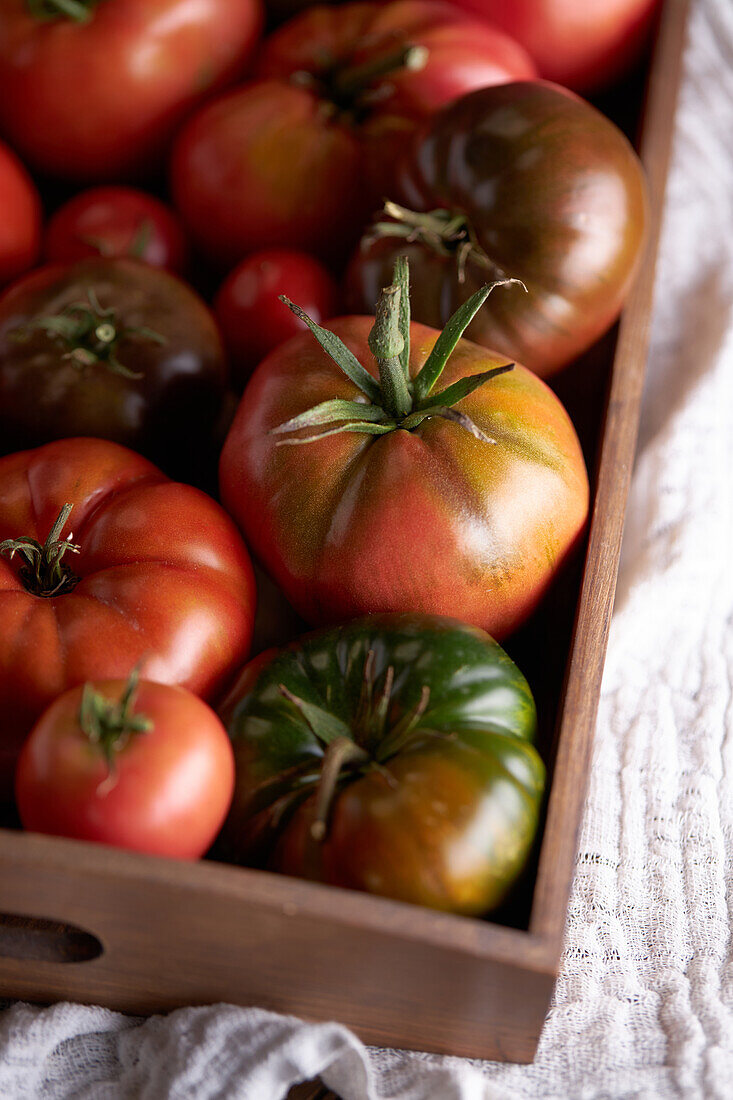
left=0, top=0, right=690, bottom=1064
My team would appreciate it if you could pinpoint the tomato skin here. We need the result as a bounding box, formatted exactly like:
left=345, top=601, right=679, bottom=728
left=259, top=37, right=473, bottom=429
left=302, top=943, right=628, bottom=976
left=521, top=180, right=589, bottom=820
left=0, top=258, right=227, bottom=480
left=449, top=0, right=660, bottom=91
left=45, top=187, right=188, bottom=273
left=0, top=0, right=263, bottom=181
left=0, top=140, right=41, bottom=287
left=171, top=0, right=536, bottom=265
left=220, top=613, right=545, bottom=914
left=348, top=81, right=648, bottom=378
left=16, top=679, right=235, bottom=859
left=219, top=315, right=589, bottom=638
left=0, top=437, right=256, bottom=798
left=214, top=249, right=339, bottom=387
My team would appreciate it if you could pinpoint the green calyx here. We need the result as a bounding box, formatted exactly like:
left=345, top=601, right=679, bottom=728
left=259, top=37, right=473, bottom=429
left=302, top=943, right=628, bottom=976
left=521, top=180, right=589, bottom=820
left=0, top=503, right=80, bottom=597
left=279, top=650, right=432, bottom=844
left=273, top=257, right=521, bottom=446
left=80, top=217, right=154, bottom=261
left=79, top=665, right=153, bottom=781
left=369, top=201, right=509, bottom=285
left=291, top=42, right=428, bottom=119
left=12, top=287, right=166, bottom=380
left=26, top=0, right=99, bottom=22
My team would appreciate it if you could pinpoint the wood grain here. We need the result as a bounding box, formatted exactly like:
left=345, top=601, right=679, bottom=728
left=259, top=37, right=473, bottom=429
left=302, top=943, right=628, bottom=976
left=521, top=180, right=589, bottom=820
left=0, top=0, right=692, bottom=1063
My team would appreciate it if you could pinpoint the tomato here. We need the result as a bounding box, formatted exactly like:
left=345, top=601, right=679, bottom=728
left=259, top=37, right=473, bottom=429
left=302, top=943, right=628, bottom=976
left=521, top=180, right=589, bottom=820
left=0, top=258, right=228, bottom=481
left=45, top=187, right=188, bottom=274
left=16, top=671, right=235, bottom=859
left=0, top=437, right=256, bottom=798
left=347, top=81, right=648, bottom=378
left=219, top=613, right=544, bottom=914
left=0, top=140, right=41, bottom=288
left=0, top=0, right=263, bottom=182
left=449, top=0, right=660, bottom=91
left=214, top=249, right=339, bottom=388
left=220, top=262, right=589, bottom=638
left=171, top=0, right=536, bottom=265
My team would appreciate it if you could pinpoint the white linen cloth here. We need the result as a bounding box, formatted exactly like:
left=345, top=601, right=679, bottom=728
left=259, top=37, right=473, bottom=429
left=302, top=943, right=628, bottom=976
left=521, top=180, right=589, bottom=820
left=1, top=0, right=732, bottom=1094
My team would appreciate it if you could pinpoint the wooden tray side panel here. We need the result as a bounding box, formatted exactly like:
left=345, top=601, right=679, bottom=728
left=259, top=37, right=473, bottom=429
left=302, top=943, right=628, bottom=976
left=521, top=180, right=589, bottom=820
left=530, top=0, right=692, bottom=944
left=0, top=834, right=552, bottom=1063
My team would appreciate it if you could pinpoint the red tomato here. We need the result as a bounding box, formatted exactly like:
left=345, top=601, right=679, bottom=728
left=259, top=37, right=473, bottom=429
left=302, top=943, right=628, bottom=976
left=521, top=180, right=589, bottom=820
left=449, top=0, right=660, bottom=91
left=171, top=0, right=536, bottom=265
left=214, top=249, right=339, bottom=387
left=45, top=187, right=188, bottom=273
left=219, top=307, right=589, bottom=638
left=0, top=140, right=41, bottom=287
left=0, top=437, right=256, bottom=798
left=16, top=674, right=235, bottom=859
left=0, top=0, right=263, bottom=181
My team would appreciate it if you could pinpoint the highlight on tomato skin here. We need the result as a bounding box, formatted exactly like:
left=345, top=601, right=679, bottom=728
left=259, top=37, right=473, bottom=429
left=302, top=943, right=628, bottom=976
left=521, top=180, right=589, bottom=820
left=219, top=612, right=545, bottom=916
left=16, top=674, right=236, bottom=860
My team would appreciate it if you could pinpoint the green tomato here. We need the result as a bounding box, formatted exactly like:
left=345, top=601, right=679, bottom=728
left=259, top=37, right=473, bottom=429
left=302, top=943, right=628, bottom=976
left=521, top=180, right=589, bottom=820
left=220, top=613, right=545, bottom=916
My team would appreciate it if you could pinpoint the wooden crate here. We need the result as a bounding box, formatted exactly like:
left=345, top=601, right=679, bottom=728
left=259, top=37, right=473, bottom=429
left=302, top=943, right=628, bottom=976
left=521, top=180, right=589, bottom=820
left=0, top=0, right=691, bottom=1063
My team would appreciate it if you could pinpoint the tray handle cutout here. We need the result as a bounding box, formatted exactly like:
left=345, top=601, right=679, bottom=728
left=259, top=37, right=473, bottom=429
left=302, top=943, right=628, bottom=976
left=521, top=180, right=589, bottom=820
left=0, top=913, right=103, bottom=963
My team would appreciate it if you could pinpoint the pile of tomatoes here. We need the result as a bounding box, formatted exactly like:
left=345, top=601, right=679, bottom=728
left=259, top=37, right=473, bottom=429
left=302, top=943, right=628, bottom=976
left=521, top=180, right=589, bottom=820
left=0, top=0, right=656, bottom=918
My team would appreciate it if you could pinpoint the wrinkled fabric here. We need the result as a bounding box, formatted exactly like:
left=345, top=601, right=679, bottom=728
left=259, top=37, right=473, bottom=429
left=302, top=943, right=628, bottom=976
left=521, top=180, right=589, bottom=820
left=1, top=0, right=731, bottom=1095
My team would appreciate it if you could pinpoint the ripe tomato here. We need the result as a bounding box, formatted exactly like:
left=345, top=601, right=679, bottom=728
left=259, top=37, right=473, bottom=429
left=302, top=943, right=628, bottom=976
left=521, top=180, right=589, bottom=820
left=0, top=0, right=263, bottom=181
left=17, top=672, right=235, bottom=859
left=171, top=0, right=536, bottom=265
left=220, top=265, right=589, bottom=638
left=0, top=258, right=227, bottom=481
left=348, top=81, right=648, bottom=378
left=0, top=437, right=256, bottom=798
left=220, top=613, right=544, bottom=914
left=449, top=0, right=660, bottom=91
left=214, top=249, right=339, bottom=387
left=0, top=140, right=41, bottom=288
left=45, top=187, right=188, bottom=274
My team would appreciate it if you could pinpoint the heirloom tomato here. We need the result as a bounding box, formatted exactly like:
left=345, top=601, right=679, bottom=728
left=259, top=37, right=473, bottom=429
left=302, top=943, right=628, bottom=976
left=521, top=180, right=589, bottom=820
left=214, top=249, right=339, bottom=388
left=45, top=188, right=188, bottom=274
left=220, top=261, right=589, bottom=636
left=348, top=81, right=648, bottom=378
left=17, top=671, right=235, bottom=859
left=449, top=0, right=660, bottom=91
left=0, top=437, right=255, bottom=798
left=0, top=140, right=41, bottom=288
left=0, top=258, right=227, bottom=481
left=220, top=613, right=545, bottom=915
left=0, top=0, right=263, bottom=181
left=171, top=0, right=536, bottom=264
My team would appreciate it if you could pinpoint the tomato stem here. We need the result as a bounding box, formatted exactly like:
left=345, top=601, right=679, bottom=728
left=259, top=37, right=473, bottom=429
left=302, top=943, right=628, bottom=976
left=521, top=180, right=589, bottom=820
left=371, top=202, right=507, bottom=285
left=79, top=665, right=153, bottom=786
left=273, top=258, right=518, bottom=445
left=368, top=286, right=411, bottom=419
left=310, top=736, right=368, bottom=842
left=26, top=0, right=98, bottom=22
left=326, top=43, right=429, bottom=108
left=11, top=287, right=166, bottom=380
left=0, top=503, right=81, bottom=597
